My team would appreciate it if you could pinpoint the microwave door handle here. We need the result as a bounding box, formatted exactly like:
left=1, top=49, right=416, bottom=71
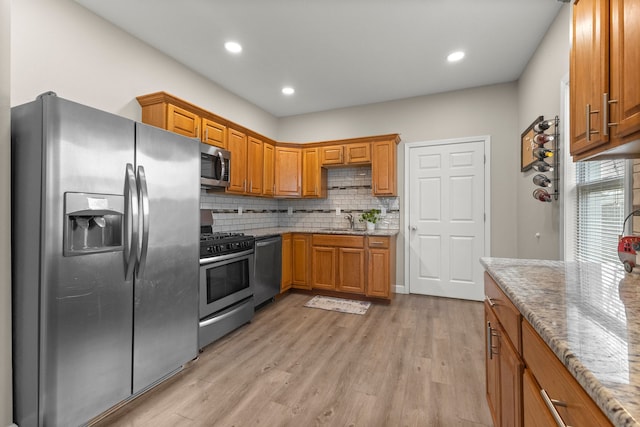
left=124, top=163, right=139, bottom=281
left=218, top=151, right=226, bottom=181
left=136, top=165, right=150, bottom=278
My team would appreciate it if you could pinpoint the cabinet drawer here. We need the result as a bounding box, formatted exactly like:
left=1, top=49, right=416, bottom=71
left=312, top=234, right=364, bottom=248
left=522, top=320, right=612, bottom=427
left=367, top=236, right=389, bottom=248
left=485, top=272, right=521, bottom=353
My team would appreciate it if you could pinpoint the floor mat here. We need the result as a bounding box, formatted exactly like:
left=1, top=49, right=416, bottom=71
left=303, top=295, right=371, bottom=315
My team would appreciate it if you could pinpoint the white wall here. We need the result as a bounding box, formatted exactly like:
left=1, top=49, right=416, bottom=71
left=516, top=5, right=570, bottom=260
left=278, top=82, right=521, bottom=284
left=10, top=0, right=279, bottom=137
left=1, top=0, right=12, bottom=425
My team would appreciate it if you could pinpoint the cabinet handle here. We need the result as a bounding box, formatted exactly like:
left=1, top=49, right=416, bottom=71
left=195, top=124, right=200, bottom=139
left=485, top=296, right=496, bottom=308
left=486, top=321, right=499, bottom=359
left=244, top=180, right=247, bottom=192
left=369, top=242, right=384, bottom=246
left=540, top=389, right=569, bottom=427
left=250, top=180, right=253, bottom=192
left=603, top=93, right=618, bottom=136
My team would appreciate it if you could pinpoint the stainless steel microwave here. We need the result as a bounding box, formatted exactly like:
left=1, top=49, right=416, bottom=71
left=201, top=144, right=230, bottom=189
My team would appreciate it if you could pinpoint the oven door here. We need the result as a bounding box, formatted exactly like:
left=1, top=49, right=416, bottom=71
left=199, top=250, right=254, bottom=319
left=200, top=144, right=230, bottom=189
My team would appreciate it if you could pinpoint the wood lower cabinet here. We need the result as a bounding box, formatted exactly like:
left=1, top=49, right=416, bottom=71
left=281, top=233, right=292, bottom=292
left=484, top=273, right=523, bottom=427
left=366, top=236, right=395, bottom=299
left=311, top=235, right=365, bottom=293
left=522, top=320, right=613, bottom=426
left=275, top=146, right=302, bottom=197
left=291, top=234, right=311, bottom=289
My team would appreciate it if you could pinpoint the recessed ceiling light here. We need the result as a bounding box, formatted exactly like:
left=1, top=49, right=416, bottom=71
left=224, top=41, right=242, bottom=54
left=447, top=51, right=465, bottom=62
left=282, top=87, right=295, bottom=95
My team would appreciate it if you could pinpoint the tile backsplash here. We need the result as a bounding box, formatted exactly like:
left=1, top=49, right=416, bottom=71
left=200, top=166, right=400, bottom=232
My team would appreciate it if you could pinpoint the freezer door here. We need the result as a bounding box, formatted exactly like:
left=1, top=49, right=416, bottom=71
left=31, top=96, right=134, bottom=426
left=132, top=123, right=199, bottom=393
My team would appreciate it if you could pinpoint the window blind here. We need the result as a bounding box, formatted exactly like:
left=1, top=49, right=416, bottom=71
left=574, top=159, right=626, bottom=265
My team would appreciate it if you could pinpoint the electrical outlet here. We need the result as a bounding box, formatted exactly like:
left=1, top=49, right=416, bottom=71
left=381, top=207, right=387, bottom=216
left=238, top=206, right=243, bottom=215
left=336, top=207, right=341, bottom=215
left=288, top=206, right=293, bottom=216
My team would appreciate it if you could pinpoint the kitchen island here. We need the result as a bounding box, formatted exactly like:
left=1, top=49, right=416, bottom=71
left=481, top=257, right=640, bottom=427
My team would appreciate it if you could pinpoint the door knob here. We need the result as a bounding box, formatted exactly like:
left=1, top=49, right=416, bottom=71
left=409, top=226, right=417, bottom=231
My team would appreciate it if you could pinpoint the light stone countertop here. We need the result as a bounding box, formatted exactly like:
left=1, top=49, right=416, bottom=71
left=246, top=227, right=399, bottom=238
left=480, top=257, right=640, bottom=427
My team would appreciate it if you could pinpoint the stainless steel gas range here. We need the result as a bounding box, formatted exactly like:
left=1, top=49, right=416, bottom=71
left=198, top=226, right=255, bottom=349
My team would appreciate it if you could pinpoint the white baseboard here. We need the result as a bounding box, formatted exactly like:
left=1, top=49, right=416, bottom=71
left=394, top=284, right=408, bottom=294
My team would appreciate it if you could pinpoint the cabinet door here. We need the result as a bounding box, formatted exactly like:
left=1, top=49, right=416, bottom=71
left=570, top=0, right=610, bottom=155
left=302, top=148, right=326, bottom=198
left=338, top=248, right=365, bottom=293
left=346, top=143, right=371, bottom=164
left=610, top=0, right=640, bottom=141
left=167, top=104, right=200, bottom=138
left=485, top=302, right=501, bottom=427
left=202, top=118, right=227, bottom=148
left=227, top=128, right=248, bottom=194
left=247, top=136, right=264, bottom=195
left=321, top=145, right=344, bottom=165
left=372, top=140, right=397, bottom=196
left=312, top=246, right=336, bottom=290
left=263, top=143, right=275, bottom=196
left=499, top=326, right=523, bottom=427
left=523, top=369, right=556, bottom=427
left=367, top=248, right=389, bottom=298
left=275, top=147, right=302, bottom=197
left=292, top=234, right=310, bottom=289
left=281, top=234, right=292, bottom=292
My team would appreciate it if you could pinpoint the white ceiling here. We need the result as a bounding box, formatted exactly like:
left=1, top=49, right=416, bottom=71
left=75, top=0, right=564, bottom=118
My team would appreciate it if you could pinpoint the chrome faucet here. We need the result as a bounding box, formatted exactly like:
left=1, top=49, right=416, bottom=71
left=344, top=213, right=354, bottom=230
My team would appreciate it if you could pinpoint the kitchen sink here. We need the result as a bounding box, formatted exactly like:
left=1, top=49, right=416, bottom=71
left=318, top=228, right=361, bottom=232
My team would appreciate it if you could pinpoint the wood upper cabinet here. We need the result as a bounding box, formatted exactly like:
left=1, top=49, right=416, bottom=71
left=311, top=235, right=365, bottom=293
left=227, top=128, right=248, bottom=194
left=302, top=148, right=327, bottom=198
left=320, top=143, right=371, bottom=166
left=366, top=236, right=395, bottom=299
left=263, top=143, right=275, bottom=196
left=570, top=0, right=640, bottom=160
left=292, top=234, right=311, bottom=289
left=247, top=136, right=264, bottom=195
left=275, top=146, right=302, bottom=197
left=202, top=118, right=227, bottom=148
left=167, top=104, right=200, bottom=138
left=281, top=233, right=292, bottom=292
left=372, top=139, right=397, bottom=196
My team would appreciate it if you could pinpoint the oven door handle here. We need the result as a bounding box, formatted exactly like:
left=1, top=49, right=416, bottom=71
left=200, top=249, right=254, bottom=265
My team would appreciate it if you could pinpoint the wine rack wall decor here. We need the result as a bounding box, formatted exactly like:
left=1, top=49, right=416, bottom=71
left=520, top=115, right=559, bottom=202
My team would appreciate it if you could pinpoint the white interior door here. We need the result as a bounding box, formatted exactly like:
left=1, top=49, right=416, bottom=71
left=407, top=138, right=487, bottom=301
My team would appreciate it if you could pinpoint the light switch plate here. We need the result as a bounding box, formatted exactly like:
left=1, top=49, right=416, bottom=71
left=238, top=206, right=243, bottom=215
left=381, top=207, right=387, bottom=216
left=288, top=206, right=293, bottom=215
left=336, top=207, right=341, bottom=215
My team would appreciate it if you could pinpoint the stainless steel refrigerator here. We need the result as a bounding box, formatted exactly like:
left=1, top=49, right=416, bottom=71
left=11, top=93, right=200, bottom=427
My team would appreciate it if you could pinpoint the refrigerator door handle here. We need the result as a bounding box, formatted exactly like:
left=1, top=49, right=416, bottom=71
left=136, top=165, right=150, bottom=278
left=124, top=163, right=139, bottom=280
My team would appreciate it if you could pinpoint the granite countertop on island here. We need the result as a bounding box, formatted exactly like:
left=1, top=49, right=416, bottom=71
left=480, top=257, right=640, bottom=427
left=247, top=227, right=399, bottom=238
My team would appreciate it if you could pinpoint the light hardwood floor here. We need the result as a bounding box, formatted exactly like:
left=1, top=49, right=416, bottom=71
left=95, top=292, right=493, bottom=427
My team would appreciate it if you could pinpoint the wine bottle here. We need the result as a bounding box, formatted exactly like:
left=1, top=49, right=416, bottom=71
left=533, top=147, right=553, bottom=160
left=533, top=174, right=552, bottom=187
left=532, top=133, right=554, bottom=145
left=532, top=160, right=553, bottom=172
left=533, top=188, right=552, bottom=202
left=533, top=119, right=555, bottom=133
